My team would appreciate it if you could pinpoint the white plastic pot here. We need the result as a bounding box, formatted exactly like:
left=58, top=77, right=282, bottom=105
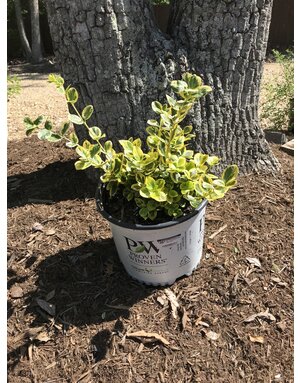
left=96, top=187, right=207, bottom=286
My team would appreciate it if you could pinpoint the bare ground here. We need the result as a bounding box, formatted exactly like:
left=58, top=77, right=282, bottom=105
left=7, top=62, right=293, bottom=383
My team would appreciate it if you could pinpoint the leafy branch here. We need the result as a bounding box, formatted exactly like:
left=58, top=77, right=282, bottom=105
left=24, top=72, right=238, bottom=221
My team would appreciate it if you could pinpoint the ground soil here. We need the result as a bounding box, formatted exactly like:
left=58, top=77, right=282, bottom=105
left=7, top=62, right=294, bottom=383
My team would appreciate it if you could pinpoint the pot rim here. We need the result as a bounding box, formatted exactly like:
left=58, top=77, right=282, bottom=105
left=95, top=184, right=207, bottom=231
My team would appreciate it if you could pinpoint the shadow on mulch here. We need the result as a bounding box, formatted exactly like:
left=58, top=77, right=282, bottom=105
left=7, top=301, right=13, bottom=321
left=7, top=269, right=27, bottom=291
left=17, top=239, right=157, bottom=362
left=8, top=160, right=97, bottom=208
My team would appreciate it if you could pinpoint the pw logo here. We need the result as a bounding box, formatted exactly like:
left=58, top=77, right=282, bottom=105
left=125, top=236, right=160, bottom=254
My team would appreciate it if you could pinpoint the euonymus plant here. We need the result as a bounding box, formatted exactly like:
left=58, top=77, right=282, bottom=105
left=25, top=73, right=238, bottom=221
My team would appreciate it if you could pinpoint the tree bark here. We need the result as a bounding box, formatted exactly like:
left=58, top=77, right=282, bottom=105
left=45, top=0, right=279, bottom=174
left=30, top=0, right=43, bottom=63
left=169, top=0, right=279, bottom=173
left=14, top=0, right=32, bottom=60
left=45, top=0, right=179, bottom=143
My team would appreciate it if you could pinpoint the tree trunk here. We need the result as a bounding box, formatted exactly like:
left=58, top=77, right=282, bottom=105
left=30, top=0, right=43, bottom=63
left=169, top=0, right=279, bottom=173
left=45, top=0, right=279, bottom=174
left=45, top=0, right=179, bottom=143
left=14, top=0, right=32, bottom=60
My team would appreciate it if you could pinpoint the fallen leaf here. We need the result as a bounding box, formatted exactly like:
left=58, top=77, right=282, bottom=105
left=194, top=318, right=210, bottom=327
left=126, top=330, right=170, bottom=345
left=168, top=344, right=181, bottom=351
left=35, top=332, right=51, bottom=342
left=256, top=308, right=276, bottom=321
left=28, top=344, right=33, bottom=362
left=213, top=264, right=226, bottom=272
left=245, top=232, right=250, bottom=243
left=271, top=263, right=281, bottom=273
left=246, top=257, right=261, bottom=268
left=36, top=298, right=56, bottom=316
left=11, top=326, right=45, bottom=345
left=26, top=233, right=38, bottom=243
left=249, top=335, right=264, bottom=344
left=271, top=276, right=288, bottom=287
left=27, top=327, right=45, bottom=338
left=244, top=308, right=276, bottom=323
left=276, top=321, right=287, bottom=332
left=230, top=274, right=239, bottom=297
left=119, top=334, right=126, bottom=346
left=205, top=214, right=222, bottom=221
left=204, top=330, right=220, bottom=341
left=45, top=229, right=56, bottom=236
left=137, top=343, right=144, bottom=353
left=10, top=285, right=23, bottom=299
left=165, top=288, right=179, bottom=319
left=158, top=371, right=165, bottom=383
left=239, top=367, right=245, bottom=379
left=249, top=236, right=257, bottom=243
left=45, top=361, right=57, bottom=370
left=206, top=242, right=216, bottom=253
left=127, top=353, right=133, bottom=366
left=157, top=294, right=167, bottom=306
left=32, top=222, right=44, bottom=232
left=209, top=224, right=227, bottom=239
left=271, top=276, right=281, bottom=283
left=45, top=289, right=56, bottom=301
left=181, top=308, right=188, bottom=330
left=243, top=312, right=259, bottom=323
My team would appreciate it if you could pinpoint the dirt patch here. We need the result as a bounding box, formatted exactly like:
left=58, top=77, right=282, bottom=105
left=7, top=63, right=293, bottom=383
left=8, top=61, right=68, bottom=142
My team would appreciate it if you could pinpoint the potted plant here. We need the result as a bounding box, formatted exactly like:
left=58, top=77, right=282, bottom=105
left=24, top=72, right=238, bottom=286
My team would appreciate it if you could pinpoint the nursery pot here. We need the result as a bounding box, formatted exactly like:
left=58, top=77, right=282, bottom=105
left=96, top=186, right=207, bottom=286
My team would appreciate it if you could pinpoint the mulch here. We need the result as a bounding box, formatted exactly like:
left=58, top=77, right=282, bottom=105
left=7, top=136, right=293, bottom=383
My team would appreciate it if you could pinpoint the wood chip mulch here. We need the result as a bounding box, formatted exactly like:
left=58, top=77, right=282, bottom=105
left=8, top=137, right=293, bottom=383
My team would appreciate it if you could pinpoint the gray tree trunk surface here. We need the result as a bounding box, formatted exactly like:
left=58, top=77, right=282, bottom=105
left=30, top=0, right=43, bottom=63
left=169, top=0, right=279, bottom=172
left=45, top=0, right=279, bottom=174
left=14, top=0, right=32, bottom=60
